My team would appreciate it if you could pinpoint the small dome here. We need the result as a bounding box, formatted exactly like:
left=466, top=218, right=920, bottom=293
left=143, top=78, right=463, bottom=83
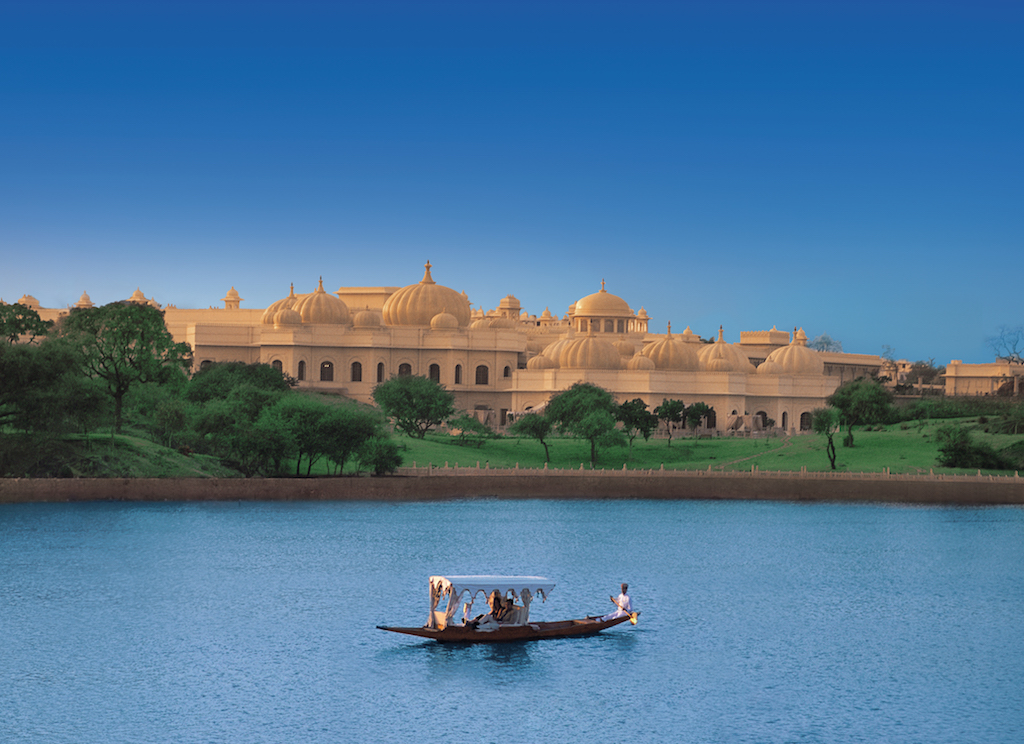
left=526, top=354, right=558, bottom=370
left=557, top=333, right=623, bottom=370
left=127, top=288, right=148, bottom=305
left=526, top=338, right=547, bottom=354
left=636, top=307, right=649, bottom=319
left=352, top=306, right=382, bottom=328
left=222, top=287, right=242, bottom=301
left=487, top=317, right=518, bottom=329
left=75, top=291, right=94, bottom=309
left=680, top=326, right=700, bottom=343
left=540, top=307, right=553, bottom=319
left=699, top=327, right=756, bottom=373
left=272, top=308, right=302, bottom=327
left=756, top=359, right=784, bottom=375
left=625, top=353, right=656, bottom=371
left=17, top=294, right=41, bottom=309
left=382, top=262, right=472, bottom=327
left=573, top=280, right=634, bottom=318
left=430, top=310, right=460, bottom=330
left=470, top=317, right=492, bottom=329
left=641, top=323, right=700, bottom=371
left=293, top=278, right=351, bottom=325
left=762, top=328, right=825, bottom=375
left=540, top=332, right=575, bottom=363
left=262, top=284, right=301, bottom=324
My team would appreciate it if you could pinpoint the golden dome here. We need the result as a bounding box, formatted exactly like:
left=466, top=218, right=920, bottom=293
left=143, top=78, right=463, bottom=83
left=222, top=287, right=242, bottom=302
left=487, top=317, right=518, bottom=329
left=272, top=308, right=302, bottom=327
left=540, top=307, right=553, bottom=319
left=382, top=262, right=471, bottom=327
left=127, top=288, right=148, bottom=305
left=526, top=354, right=558, bottom=370
left=641, top=323, right=700, bottom=371
left=699, top=327, right=756, bottom=373
left=293, top=278, right=351, bottom=325
left=470, top=317, right=491, bottom=329
left=572, top=280, right=633, bottom=318
left=625, top=353, right=656, bottom=371
left=352, top=306, right=382, bottom=328
left=75, top=291, right=94, bottom=309
left=540, top=332, right=575, bottom=362
left=557, top=333, right=623, bottom=370
left=756, top=359, right=784, bottom=375
left=430, top=310, right=460, bottom=330
left=261, top=284, right=301, bottom=324
left=762, top=328, right=825, bottom=375
left=613, top=338, right=637, bottom=357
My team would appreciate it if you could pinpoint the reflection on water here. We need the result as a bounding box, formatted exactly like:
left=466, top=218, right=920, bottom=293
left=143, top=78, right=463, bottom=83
left=2, top=500, right=1023, bottom=744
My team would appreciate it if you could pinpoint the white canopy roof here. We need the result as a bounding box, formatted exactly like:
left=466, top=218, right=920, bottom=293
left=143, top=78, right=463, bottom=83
left=430, top=575, right=555, bottom=599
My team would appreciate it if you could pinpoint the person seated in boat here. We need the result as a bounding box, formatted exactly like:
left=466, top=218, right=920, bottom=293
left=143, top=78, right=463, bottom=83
left=466, top=591, right=507, bottom=631
left=601, top=583, right=633, bottom=621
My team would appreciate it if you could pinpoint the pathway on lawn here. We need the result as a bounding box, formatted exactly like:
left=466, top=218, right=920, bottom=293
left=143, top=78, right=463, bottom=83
left=717, top=436, right=794, bottom=469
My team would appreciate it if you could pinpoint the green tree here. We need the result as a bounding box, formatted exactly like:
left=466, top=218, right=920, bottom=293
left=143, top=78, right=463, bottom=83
left=508, top=412, right=553, bottom=462
left=372, top=375, right=455, bottom=438
left=60, top=303, right=193, bottom=433
left=447, top=412, right=492, bottom=448
left=357, top=436, right=403, bottom=475
left=0, top=302, right=53, bottom=344
left=811, top=407, right=840, bottom=470
left=0, top=337, right=94, bottom=434
left=321, top=404, right=384, bottom=474
left=685, top=402, right=714, bottom=437
left=827, top=378, right=894, bottom=447
left=545, top=383, right=620, bottom=467
left=654, top=398, right=685, bottom=447
left=935, top=425, right=1011, bottom=470
left=186, top=361, right=294, bottom=403
left=617, top=398, right=657, bottom=456
left=260, top=394, right=332, bottom=475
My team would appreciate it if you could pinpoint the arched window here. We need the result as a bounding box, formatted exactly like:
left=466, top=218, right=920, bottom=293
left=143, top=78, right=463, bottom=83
left=429, top=364, right=440, bottom=383
left=351, top=361, right=362, bottom=382
left=297, top=360, right=306, bottom=381
left=755, top=411, right=768, bottom=429
left=199, top=360, right=213, bottom=371
left=604, top=320, right=614, bottom=333
left=398, top=363, right=412, bottom=376
left=617, top=320, right=625, bottom=333
left=455, top=364, right=463, bottom=385
left=781, top=412, right=788, bottom=430
left=706, top=409, right=717, bottom=430
left=475, top=365, right=489, bottom=385
left=271, top=360, right=283, bottom=373
left=320, top=361, right=334, bottom=382
left=799, top=412, right=813, bottom=431
left=376, top=362, right=385, bottom=383
left=503, top=365, right=511, bottom=378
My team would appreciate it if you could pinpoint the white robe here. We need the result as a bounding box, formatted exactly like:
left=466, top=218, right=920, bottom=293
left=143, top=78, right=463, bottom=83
left=602, top=592, right=632, bottom=621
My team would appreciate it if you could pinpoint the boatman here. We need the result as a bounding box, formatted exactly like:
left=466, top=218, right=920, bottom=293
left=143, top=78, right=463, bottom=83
left=602, top=583, right=633, bottom=621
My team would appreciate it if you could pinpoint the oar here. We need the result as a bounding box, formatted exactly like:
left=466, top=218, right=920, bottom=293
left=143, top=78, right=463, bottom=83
left=610, top=595, right=639, bottom=625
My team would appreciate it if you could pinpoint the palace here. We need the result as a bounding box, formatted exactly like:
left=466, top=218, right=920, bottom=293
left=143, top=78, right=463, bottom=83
left=12, top=262, right=887, bottom=434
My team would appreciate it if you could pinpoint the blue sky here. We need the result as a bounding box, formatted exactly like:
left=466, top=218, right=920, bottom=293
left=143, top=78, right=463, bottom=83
left=1, top=0, right=1020, bottom=364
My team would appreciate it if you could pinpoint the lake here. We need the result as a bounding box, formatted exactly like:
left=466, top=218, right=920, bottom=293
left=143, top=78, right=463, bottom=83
left=2, top=499, right=1022, bottom=743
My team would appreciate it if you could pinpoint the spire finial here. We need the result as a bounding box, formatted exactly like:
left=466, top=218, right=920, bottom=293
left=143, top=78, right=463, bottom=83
left=421, top=261, right=436, bottom=284
left=667, top=321, right=672, bottom=336
left=601, top=278, right=606, bottom=291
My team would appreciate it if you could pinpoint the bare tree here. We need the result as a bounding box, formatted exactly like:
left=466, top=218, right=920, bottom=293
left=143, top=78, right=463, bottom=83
left=987, top=325, right=1024, bottom=363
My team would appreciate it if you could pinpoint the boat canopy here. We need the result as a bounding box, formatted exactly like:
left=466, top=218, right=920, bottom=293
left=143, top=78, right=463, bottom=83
left=427, top=575, right=555, bottom=629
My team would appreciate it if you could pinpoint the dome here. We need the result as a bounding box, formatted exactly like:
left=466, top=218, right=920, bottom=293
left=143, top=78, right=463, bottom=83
left=293, top=278, right=350, bottom=325
left=641, top=323, right=700, bottom=371
left=17, top=294, right=40, bottom=309
left=487, top=317, right=518, bottom=329
left=762, top=328, right=825, bottom=375
left=540, top=307, right=553, bottom=319
left=261, top=284, right=301, bottom=324
left=127, top=288, right=148, bottom=305
left=272, top=308, right=302, bottom=327
left=613, top=338, right=637, bottom=357
left=625, top=353, right=656, bottom=371
left=540, top=332, right=575, bottom=363
left=572, top=280, right=633, bottom=318
left=430, top=310, right=460, bottom=330
left=352, top=306, right=382, bottom=328
left=557, top=333, right=623, bottom=370
left=526, top=338, right=547, bottom=354
left=382, top=262, right=471, bottom=327
left=222, top=287, right=242, bottom=301
left=75, top=291, right=94, bottom=309
left=756, top=359, right=784, bottom=375
left=699, top=327, right=756, bottom=373
left=526, top=354, right=558, bottom=370
left=470, top=317, right=492, bottom=329
left=498, top=294, right=520, bottom=311
left=679, top=325, right=700, bottom=343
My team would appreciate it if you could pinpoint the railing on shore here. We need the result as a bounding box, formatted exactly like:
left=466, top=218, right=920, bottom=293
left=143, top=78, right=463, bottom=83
left=397, top=462, right=1022, bottom=484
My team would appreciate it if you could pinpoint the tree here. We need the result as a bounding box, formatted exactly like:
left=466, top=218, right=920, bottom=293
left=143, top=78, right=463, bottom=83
left=545, top=382, right=620, bottom=467
left=321, top=405, right=384, bottom=474
left=987, top=325, right=1023, bottom=363
left=0, top=302, right=53, bottom=344
left=936, top=425, right=1011, bottom=470
left=60, top=303, right=193, bottom=433
left=617, top=398, right=657, bottom=456
left=0, top=337, right=95, bottom=434
left=447, top=412, right=492, bottom=448
left=685, top=402, right=714, bottom=437
left=827, top=378, right=894, bottom=447
left=372, top=375, right=455, bottom=438
left=259, top=394, right=333, bottom=475
left=654, top=398, right=685, bottom=447
left=811, top=407, right=840, bottom=470
left=186, top=361, right=294, bottom=404
left=808, top=333, right=843, bottom=352
left=357, top=436, right=403, bottom=475
left=508, top=412, right=553, bottom=462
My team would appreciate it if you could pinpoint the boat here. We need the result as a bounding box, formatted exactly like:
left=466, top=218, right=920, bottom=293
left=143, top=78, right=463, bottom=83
left=377, top=575, right=638, bottom=643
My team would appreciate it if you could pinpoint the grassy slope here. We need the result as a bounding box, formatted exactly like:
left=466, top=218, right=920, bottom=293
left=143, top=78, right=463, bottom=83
left=42, top=434, right=242, bottom=478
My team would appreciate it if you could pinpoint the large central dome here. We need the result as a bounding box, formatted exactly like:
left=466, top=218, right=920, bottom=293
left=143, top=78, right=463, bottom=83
left=573, top=280, right=633, bottom=318
left=382, top=262, right=472, bottom=327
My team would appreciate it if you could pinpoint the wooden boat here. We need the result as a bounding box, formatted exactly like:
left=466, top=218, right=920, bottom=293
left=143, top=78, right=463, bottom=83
left=377, top=575, right=638, bottom=644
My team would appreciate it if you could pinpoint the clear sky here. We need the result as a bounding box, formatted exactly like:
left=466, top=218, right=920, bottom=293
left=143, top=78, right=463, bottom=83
left=1, top=0, right=1020, bottom=365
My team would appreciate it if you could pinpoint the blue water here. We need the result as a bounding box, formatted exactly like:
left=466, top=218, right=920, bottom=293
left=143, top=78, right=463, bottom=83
left=2, top=499, right=1023, bottom=744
